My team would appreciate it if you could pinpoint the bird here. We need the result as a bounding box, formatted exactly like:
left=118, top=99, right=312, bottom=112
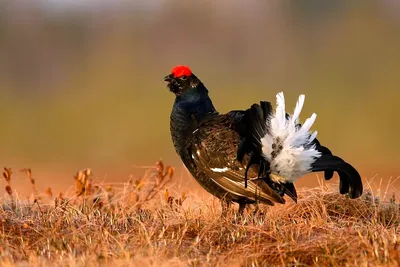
left=165, top=65, right=363, bottom=215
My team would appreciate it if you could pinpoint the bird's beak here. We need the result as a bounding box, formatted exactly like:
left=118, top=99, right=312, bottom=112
left=164, top=74, right=173, bottom=82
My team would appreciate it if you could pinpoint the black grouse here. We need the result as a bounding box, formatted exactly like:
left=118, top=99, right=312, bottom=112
left=165, top=65, right=363, bottom=214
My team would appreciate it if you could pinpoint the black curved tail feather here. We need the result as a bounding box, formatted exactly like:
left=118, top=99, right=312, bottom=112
left=312, top=138, right=334, bottom=180
left=311, top=154, right=363, bottom=199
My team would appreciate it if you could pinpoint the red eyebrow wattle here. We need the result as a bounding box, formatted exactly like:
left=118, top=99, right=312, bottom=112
left=171, top=65, right=192, bottom=77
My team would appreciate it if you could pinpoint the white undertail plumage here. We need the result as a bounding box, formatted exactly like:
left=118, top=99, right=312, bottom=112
left=261, top=92, right=321, bottom=183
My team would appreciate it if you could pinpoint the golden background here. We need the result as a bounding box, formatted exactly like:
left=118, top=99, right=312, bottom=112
left=0, top=1, right=399, bottom=193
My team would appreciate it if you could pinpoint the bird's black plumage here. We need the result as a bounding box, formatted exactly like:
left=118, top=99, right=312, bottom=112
left=166, top=66, right=363, bottom=213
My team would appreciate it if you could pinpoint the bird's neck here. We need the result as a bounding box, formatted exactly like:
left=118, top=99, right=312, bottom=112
left=175, top=93, right=216, bottom=119
left=170, top=89, right=217, bottom=154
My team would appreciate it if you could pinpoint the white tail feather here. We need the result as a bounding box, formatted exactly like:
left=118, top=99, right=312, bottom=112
left=275, top=92, right=286, bottom=131
left=292, top=94, right=305, bottom=122
left=309, top=131, right=318, bottom=143
left=299, top=113, right=317, bottom=135
left=261, top=92, right=321, bottom=183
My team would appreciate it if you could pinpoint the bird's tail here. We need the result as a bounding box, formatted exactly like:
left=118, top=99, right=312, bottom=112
left=261, top=92, right=321, bottom=183
left=238, top=92, right=363, bottom=199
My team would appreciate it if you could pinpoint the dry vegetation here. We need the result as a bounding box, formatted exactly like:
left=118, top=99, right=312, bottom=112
left=0, top=163, right=399, bottom=267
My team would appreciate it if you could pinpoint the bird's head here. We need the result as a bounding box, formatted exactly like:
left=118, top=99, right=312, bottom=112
left=164, top=65, right=203, bottom=97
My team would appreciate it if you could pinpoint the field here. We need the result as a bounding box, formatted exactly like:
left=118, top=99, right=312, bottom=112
left=1, top=162, right=399, bottom=267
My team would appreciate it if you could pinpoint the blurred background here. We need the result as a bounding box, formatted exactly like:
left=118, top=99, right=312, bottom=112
left=1, top=0, right=399, bottom=192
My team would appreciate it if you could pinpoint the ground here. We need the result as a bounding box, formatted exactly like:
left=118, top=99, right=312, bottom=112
left=0, top=163, right=399, bottom=267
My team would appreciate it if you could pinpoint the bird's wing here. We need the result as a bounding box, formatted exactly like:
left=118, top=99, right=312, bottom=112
left=189, top=114, right=285, bottom=205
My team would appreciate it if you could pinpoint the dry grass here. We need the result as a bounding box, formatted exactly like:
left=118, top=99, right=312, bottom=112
left=0, top=164, right=399, bottom=267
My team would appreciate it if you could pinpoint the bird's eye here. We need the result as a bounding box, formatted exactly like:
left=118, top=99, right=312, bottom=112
left=180, top=75, right=187, bottom=80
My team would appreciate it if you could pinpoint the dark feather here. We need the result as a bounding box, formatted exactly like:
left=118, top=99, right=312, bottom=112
left=312, top=138, right=334, bottom=180
left=237, top=102, right=273, bottom=171
left=311, top=155, right=363, bottom=199
left=283, top=183, right=297, bottom=203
